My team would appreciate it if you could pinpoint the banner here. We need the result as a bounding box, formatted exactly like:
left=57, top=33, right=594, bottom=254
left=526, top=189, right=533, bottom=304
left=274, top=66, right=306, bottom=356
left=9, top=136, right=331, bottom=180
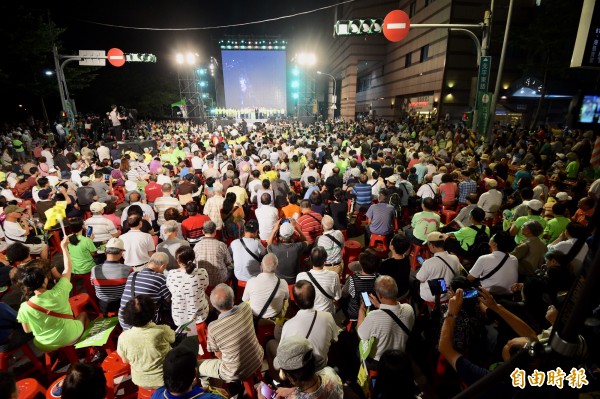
left=75, top=317, right=119, bottom=349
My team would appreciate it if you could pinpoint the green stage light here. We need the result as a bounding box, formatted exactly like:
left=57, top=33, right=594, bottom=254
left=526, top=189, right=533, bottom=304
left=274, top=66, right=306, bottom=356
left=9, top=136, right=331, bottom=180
left=292, top=68, right=299, bottom=76
left=292, top=93, right=299, bottom=99
left=291, top=80, right=299, bottom=88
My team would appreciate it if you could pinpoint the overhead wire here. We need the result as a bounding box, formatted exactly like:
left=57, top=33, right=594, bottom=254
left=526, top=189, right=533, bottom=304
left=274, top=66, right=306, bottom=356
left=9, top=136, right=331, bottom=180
left=79, top=0, right=354, bottom=31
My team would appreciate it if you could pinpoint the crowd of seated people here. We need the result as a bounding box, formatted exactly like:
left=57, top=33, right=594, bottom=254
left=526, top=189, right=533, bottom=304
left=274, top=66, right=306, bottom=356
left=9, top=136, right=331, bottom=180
left=0, top=116, right=599, bottom=398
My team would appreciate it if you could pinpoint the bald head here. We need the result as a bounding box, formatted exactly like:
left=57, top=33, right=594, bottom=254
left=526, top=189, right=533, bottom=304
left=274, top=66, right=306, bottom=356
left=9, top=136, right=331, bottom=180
left=261, top=253, right=279, bottom=273
left=210, top=283, right=235, bottom=312
left=374, top=275, right=398, bottom=300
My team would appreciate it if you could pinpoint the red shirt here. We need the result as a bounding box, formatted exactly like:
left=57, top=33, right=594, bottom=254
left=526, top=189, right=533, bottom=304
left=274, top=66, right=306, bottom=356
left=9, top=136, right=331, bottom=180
left=297, top=211, right=323, bottom=244
left=181, top=214, right=212, bottom=240
left=144, top=182, right=163, bottom=203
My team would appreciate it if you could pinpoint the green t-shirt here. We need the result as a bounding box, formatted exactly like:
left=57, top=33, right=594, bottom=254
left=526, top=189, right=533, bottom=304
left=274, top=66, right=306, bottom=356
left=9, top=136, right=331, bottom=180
left=566, top=161, right=579, bottom=179
left=513, top=215, right=546, bottom=244
left=543, top=216, right=570, bottom=244
left=12, top=139, right=24, bottom=153
left=411, top=211, right=440, bottom=241
left=17, top=278, right=84, bottom=351
left=68, top=235, right=97, bottom=274
left=452, top=224, right=490, bottom=250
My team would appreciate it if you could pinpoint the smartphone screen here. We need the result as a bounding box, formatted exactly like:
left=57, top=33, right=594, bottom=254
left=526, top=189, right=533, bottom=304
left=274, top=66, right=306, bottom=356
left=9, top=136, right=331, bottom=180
left=86, top=226, right=93, bottom=238
left=438, top=278, right=448, bottom=294
left=361, top=292, right=372, bottom=307
left=104, top=174, right=110, bottom=181
left=463, top=289, right=478, bottom=299
left=261, top=383, right=275, bottom=399
left=417, top=255, right=425, bottom=265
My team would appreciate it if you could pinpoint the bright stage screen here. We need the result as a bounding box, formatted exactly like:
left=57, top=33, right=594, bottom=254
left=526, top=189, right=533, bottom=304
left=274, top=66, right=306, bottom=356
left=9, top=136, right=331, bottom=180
left=221, top=50, right=287, bottom=111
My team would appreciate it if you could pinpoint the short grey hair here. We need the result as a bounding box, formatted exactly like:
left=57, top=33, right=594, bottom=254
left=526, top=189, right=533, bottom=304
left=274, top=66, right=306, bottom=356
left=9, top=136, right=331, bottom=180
left=261, top=253, right=279, bottom=273
left=163, top=220, right=178, bottom=233
left=105, top=247, right=123, bottom=255
left=203, top=220, right=216, bottom=235
left=148, top=252, right=169, bottom=267
left=213, top=182, right=223, bottom=194
left=321, top=215, right=334, bottom=231
left=374, top=275, right=398, bottom=299
left=523, top=220, right=543, bottom=237
left=210, top=283, right=235, bottom=311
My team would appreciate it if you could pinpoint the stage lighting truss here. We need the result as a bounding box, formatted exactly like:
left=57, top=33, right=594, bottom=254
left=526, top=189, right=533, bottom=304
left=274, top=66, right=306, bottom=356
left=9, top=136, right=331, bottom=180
left=334, top=18, right=383, bottom=36
left=219, top=39, right=287, bottom=51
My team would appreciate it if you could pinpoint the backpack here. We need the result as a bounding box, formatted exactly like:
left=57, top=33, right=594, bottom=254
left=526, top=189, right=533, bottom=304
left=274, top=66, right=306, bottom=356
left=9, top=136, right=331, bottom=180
left=467, top=225, right=490, bottom=260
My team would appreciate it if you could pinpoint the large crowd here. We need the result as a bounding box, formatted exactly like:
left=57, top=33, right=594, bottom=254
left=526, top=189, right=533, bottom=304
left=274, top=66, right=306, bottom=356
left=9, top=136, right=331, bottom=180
left=0, top=114, right=599, bottom=399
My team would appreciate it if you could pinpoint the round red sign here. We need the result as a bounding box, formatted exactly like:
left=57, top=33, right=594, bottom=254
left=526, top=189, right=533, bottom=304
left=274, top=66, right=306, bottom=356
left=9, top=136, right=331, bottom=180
left=107, top=48, right=125, bottom=67
left=383, top=10, right=411, bottom=43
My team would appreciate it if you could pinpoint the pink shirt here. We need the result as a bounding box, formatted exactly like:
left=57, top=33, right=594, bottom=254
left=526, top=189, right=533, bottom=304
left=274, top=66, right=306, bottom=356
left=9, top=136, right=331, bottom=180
left=439, top=182, right=458, bottom=203
left=103, top=214, right=121, bottom=230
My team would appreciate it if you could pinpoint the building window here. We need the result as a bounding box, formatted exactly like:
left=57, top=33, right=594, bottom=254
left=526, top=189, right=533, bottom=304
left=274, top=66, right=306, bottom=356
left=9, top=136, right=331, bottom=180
left=405, top=52, right=412, bottom=68
left=409, top=2, right=417, bottom=17
left=420, top=45, right=429, bottom=62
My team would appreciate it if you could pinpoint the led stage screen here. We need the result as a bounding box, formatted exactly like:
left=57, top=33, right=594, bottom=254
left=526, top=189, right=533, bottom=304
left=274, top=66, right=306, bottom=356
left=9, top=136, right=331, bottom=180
left=221, top=50, right=287, bottom=111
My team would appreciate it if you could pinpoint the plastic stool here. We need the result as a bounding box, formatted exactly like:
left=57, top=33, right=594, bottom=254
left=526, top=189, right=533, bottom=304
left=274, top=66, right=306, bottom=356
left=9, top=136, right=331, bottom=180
left=368, top=234, right=389, bottom=258
left=68, top=293, right=90, bottom=318
left=44, top=345, right=78, bottom=382
left=236, top=280, right=247, bottom=302
left=255, top=320, right=276, bottom=348
left=343, top=240, right=362, bottom=266
left=242, top=370, right=264, bottom=399
left=137, top=387, right=155, bottom=399
left=441, top=209, right=458, bottom=225
left=45, top=375, right=65, bottom=399
left=48, top=230, right=63, bottom=257
left=410, top=243, right=431, bottom=271
left=70, top=274, right=102, bottom=315
left=102, top=352, right=132, bottom=399
left=17, top=378, right=46, bottom=399
left=0, top=342, right=44, bottom=377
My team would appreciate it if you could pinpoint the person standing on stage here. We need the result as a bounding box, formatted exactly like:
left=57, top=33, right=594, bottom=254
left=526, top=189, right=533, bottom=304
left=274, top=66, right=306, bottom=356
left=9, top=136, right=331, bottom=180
left=109, top=104, right=126, bottom=141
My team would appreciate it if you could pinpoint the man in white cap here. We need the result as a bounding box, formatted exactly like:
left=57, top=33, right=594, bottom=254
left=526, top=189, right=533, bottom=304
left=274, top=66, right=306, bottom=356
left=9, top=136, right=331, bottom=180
left=75, top=176, right=98, bottom=213
left=416, top=232, right=461, bottom=304
left=477, top=178, right=502, bottom=219
left=91, top=237, right=131, bottom=314
left=84, top=202, right=119, bottom=245
left=509, top=199, right=547, bottom=244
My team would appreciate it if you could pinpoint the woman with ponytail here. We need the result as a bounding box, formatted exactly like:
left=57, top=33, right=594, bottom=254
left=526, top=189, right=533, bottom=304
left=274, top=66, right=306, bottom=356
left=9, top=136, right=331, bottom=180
left=67, top=218, right=97, bottom=275
left=16, top=236, right=88, bottom=351
left=166, top=246, right=209, bottom=335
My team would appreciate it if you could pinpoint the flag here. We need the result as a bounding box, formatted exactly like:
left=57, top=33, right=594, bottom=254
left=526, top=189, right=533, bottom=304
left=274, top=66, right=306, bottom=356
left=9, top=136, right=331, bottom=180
left=44, top=202, right=67, bottom=230
left=591, top=136, right=600, bottom=168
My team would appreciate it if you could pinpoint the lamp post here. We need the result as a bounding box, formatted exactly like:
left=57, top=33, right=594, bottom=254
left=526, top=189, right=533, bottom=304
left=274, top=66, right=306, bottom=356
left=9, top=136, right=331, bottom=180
left=317, top=71, right=337, bottom=118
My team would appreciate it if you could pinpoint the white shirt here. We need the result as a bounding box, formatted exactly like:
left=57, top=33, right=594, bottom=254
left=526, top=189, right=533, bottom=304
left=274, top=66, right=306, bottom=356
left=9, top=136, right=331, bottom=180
left=416, top=251, right=461, bottom=302
left=85, top=215, right=118, bottom=243
left=191, top=156, right=203, bottom=170
left=3, top=220, right=27, bottom=244
left=547, top=238, right=589, bottom=274
left=357, top=303, right=414, bottom=361
left=242, top=273, right=289, bottom=318
left=321, top=162, right=335, bottom=180
left=41, top=150, right=54, bottom=168
left=97, top=146, right=110, bottom=162
left=478, top=189, right=503, bottom=218
left=156, top=174, right=172, bottom=186
left=230, top=238, right=266, bottom=282
left=417, top=182, right=439, bottom=199
left=315, top=231, right=345, bottom=265
left=255, top=205, right=278, bottom=240
left=469, top=251, right=518, bottom=296
left=281, top=309, right=339, bottom=361
left=248, top=179, right=262, bottom=203
left=121, top=202, right=155, bottom=223
left=120, top=229, right=155, bottom=267
left=296, top=269, right=341, bottom=315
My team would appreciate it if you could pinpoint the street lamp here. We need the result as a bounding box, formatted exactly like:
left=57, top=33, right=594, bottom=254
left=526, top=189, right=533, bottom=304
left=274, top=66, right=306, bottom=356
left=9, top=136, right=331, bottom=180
left=317, top=71, right=337, bottom=110
left=44, top=70, right=54, bottom=76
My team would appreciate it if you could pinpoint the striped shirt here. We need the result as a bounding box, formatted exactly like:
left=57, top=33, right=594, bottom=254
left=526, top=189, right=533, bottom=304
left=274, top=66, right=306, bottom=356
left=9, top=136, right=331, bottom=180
left=357, top=303, right=414, bottom=360
left=207, top=302, right=264, bottom=381
left=91, top=261, right=132, bottom=304
left=343, top=273, right=378, bottom=320
left=352, top=183, right=373, bottom=206
left=315, top=231, right=345, bottom=265
left=296, top=269, right=341, bottom=315
left=153, top=195, right=183, bottom=225
left=297, top=212, right=323, bottom=244
left=85, top=215, right=118, bottom=243
left=118, top=268, right=171, bottom=330
left=166, top=267, right=210, bottom=327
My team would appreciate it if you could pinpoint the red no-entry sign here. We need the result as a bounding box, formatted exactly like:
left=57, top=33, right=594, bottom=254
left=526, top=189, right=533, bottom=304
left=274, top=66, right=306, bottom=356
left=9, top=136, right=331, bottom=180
left=107, top=48, right=125, bottom=67
left=383, top=10, right=411, bottom=42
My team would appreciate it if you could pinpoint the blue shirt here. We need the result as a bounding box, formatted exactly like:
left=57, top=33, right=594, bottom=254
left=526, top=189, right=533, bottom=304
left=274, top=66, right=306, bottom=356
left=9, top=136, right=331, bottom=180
left=366, top=202, right=395, bottom=235
left=458, top=179, right=477, bottom=203
left=353, top=183, right=373, bottom=205
left=304, top=185, right=320, bottom=200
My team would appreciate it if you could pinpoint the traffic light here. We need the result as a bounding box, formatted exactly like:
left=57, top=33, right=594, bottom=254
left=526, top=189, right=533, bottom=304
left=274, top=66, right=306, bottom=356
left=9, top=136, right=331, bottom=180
left=463, top=111, right=473, bottom=127
left=335, top=18, right=384, bottom=36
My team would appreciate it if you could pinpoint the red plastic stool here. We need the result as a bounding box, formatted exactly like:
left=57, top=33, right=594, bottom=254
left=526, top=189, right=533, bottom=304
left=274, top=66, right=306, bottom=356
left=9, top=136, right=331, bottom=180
left=17, top=378, right=46, bottom=399
left=255, top=320, right=276, bottom=348
left=102, top=352, right=132, bottom=399
left=70, top=274, right=102, bottom=315
left=68, top=293, right=90, bottom=317
left=410, top=243, right=431, bottom=271
left=45, top=375, right=65, bottom=399
left=441, top=209, right=458, bottom=225
left=343, top=240, right=362, bottom=266
left=242, top=370, right=264, bottom=399
left=44, top=345, right=79, bottom=382
left=0, top=342, right=44, bottom=377
left=236, top=280, right=247, bottom=302
left=137, top=387, right=156, bottom=399
left=368, top=234, right=389, bottom=259
left=341, top=230, right=348, bottom=241
left=48, top=230, right=63, bottom=257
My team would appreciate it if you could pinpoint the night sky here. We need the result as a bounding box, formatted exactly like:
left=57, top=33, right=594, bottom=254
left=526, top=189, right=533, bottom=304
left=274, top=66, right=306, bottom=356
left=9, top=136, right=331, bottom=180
left=1, top=0, right=337, bottom=120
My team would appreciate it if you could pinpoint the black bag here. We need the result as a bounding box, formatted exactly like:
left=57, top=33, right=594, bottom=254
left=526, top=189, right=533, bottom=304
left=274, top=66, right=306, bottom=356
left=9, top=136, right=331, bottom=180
left=131, top=272, right=175, bottom=329
left=466, top=225, right=491, bottom=260
left=25, top=235, right=43, bottom=244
